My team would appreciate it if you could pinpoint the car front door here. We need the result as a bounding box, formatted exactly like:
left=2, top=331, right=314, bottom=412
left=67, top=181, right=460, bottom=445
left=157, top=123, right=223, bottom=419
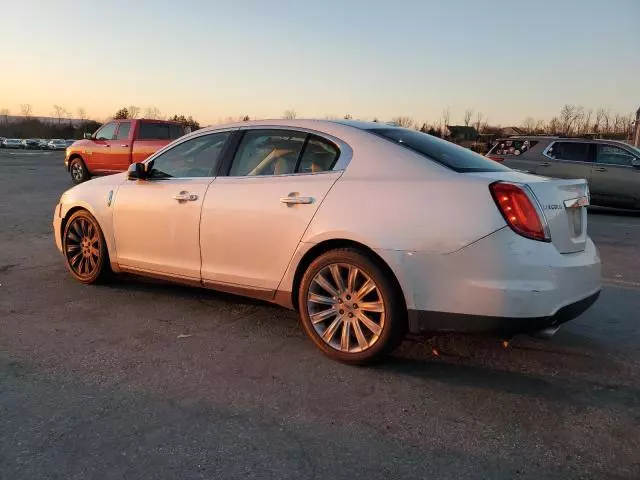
left=536, top=141, right=594, bottom=186
left=200, top=129, right=343, bottom=293
left=106, top=121, right=133, bottom=172
left=590, top=144, right=640, bottom=208
left=112, top=131, right=232, bottom=279
left=87, top=122, right=118, bottom=172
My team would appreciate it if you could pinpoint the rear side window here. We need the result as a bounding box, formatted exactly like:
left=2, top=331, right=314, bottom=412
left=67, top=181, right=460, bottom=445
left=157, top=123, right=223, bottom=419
left=547, top=142, right=591, bottom=162
left=489, top=139, right=538, bottom=156
left=137, top=122, right=185, bottom=140
left=297, top=136, right=340, bottom=173
left=370, top=128, right=510, bottom=172
left=230, top=130, right=307, bottom=176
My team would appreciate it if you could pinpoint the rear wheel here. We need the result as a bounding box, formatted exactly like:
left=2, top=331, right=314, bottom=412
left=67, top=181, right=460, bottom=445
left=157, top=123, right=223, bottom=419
left=62, top=210, right=110, bottom=284
left=69, top=157, right=89, bottom=184
left=298, top=248, right=407, bottom=364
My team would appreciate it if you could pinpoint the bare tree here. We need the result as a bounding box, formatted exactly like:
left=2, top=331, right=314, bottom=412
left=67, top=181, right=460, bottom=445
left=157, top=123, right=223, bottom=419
left=0, top=108, right=9, bottom=125
left=344, top=113, right=353, bottom=120
left=474, top=112, right=484, bottom=133
left=579, top=109, right=593, bottom=134
left=20, top=104, right=32, bottom=118
left=128, top=105, right=141, bottom=119
left=283, top=109, right=297, bottom=120
left=521, top=117, right=536, bottom=134
left=52, top=105, right=66, bottom=124
left=144, top=107, right=162, bottom=120
left=463, top=109, right=474, bottom=127
left=534, top=119, right=546, bottom=134
left=548, top=117, right=561, bottom=135
left=559, top=104, right=584, bottom=136
left=441, top=108, right=451, bottom=137
left=77, top=107, right=87, bottom=122
left=391, top=116, right=415, bottom=129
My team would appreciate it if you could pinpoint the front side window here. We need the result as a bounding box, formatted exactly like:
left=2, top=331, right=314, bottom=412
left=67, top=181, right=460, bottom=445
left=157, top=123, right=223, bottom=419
left=596, top=144, right=636, bottom=166
left=230, top=130, right=307, bottom=176
left=116, top=121, right=131, bottom=140
left=369, top=128, right=509, bottom=172
left=547, top=142, right=591, bottom=162
left=95, top=122, right=117, bottom=141
left=148, top=132, right=230, bottom=178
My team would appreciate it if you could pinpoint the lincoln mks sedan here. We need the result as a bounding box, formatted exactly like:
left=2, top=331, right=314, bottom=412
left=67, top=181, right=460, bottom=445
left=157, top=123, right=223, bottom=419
left=53, top=119, right=601, bottom=363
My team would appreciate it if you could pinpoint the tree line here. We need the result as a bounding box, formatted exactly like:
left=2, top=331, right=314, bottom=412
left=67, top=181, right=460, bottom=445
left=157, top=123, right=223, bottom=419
left=2, top=103, right=634, bottom=141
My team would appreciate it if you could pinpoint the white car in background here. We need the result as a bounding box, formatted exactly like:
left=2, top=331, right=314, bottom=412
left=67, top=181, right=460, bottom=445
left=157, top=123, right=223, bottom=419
left=53, top=119, right=601, bottom=364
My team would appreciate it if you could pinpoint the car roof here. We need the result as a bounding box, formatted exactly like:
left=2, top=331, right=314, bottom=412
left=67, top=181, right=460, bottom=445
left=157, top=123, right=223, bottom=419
left=500, top=135, right=632, bottom=146
left=197, top=118, right=400, bottom=134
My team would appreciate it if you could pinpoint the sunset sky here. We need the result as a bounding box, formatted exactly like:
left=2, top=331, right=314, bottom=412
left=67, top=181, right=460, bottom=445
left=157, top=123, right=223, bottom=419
left=1, top=0, right=638, bottom=126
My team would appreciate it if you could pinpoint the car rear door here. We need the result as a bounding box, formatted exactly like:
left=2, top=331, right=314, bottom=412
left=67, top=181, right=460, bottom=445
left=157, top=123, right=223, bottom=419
left=200, top=129, right=343, bottom=292
left=590, top=143, right=640, bottom=208
left=535, top=141, right=593, bottom=185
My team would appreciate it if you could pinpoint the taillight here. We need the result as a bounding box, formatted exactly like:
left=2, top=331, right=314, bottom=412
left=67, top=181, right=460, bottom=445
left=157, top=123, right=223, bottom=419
left=487, top=155, right=505, bottom=163
left=490, top=182, right=550, bottom=242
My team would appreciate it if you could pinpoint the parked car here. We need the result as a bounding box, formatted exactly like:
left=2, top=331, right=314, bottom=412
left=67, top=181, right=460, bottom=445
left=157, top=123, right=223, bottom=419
left=65, top=139, right=76, bottom=147
left=0, top=137, right=5, bottom=148
left=48, top=139, right=68, bottom=151
left=65, top=119, right=187, bottom=184
left=22, top=139, right=41, bottom=149
left=53, top=120, right=600, bottom=364
left=37, top=139, right=50, bottom=149
left=2, top=138, right=24, bottom=149
left=487, top=136, right=640, bottom=209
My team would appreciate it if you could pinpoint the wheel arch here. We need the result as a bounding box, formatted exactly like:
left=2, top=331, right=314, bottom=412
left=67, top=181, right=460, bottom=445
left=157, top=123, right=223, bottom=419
left=67, top=153, right=85, bottom=171
left=60, top=205, right=116, bottom=269
left=287, top=238, right=407, bottom=313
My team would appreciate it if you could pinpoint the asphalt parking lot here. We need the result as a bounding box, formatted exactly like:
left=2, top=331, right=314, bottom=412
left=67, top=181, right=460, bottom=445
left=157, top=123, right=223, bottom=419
left=1, top=150, right=639, bottom=479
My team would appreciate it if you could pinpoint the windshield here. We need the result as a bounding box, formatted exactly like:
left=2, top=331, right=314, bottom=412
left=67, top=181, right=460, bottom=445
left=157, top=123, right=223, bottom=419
left=368, top=128, right=510, bottom=172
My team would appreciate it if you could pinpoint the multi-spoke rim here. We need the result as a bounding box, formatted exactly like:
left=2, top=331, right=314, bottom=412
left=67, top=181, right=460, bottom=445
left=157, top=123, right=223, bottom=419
left=64, top=216, right=101, bottom=277
left=307, top=263, right=385, bottom=353
left=71, top=161, right=84, bottom=182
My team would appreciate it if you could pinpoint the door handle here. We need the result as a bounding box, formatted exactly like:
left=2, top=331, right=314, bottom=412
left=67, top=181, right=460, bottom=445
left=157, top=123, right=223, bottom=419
left=280, top=195, right=314, bottom=205
left=121, top=144, right=129, bottom=147
left=173, top=191, right=198, bottom=202
left=102, top=144, right=110, bottom=147
left=594, top=167, right=607, bottom=172
left=539, top=162, right=551, bottom=167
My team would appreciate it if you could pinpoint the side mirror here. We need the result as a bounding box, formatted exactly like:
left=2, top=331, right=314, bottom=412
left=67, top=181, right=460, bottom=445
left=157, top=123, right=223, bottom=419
left=83, top=132, right=93, bottom=140
left=632, top=158, right=640, bottom=169
left=127, top=162, right=148, bottom=180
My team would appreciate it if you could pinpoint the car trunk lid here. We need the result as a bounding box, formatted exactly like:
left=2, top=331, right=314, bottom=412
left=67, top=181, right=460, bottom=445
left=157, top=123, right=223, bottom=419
left=468, top=171, right=589, bottom=253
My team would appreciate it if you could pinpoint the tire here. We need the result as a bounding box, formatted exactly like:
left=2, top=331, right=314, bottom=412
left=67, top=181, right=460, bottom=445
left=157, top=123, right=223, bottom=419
left=62, top=210, right=110, bottom=284
left=69, top=157, right=89, bottom=184
left=298, top=248, right=407, bottom=364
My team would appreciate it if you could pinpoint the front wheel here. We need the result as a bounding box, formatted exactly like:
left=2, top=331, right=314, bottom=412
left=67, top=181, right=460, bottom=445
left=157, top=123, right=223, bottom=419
left=298, top=248, right=407, bottom=364
left=62, top=210, right=110, bottom=284
left=69, top=157, right=89, bottom=184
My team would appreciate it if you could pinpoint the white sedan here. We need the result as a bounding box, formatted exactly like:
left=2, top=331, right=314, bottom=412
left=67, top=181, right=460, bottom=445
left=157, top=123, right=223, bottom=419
left=53, top=120, right=601, bottom=363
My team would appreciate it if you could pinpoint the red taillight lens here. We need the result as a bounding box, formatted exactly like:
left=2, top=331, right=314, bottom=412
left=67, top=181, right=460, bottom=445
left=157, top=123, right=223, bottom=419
left=490, top=182, right=549, bottom=242
left=487, top=155, right=505, bottom=163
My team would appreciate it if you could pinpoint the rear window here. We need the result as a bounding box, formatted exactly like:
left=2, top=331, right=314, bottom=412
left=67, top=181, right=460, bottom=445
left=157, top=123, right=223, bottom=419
left=369, top=128, right=510, bottom=172
left=489, top=139, right=538, bottom=156
left=137, top=122, right=186, bottom=140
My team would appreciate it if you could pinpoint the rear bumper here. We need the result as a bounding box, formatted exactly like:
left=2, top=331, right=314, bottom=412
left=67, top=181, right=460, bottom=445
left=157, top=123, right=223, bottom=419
left=408, top=290, right=600, bottom=335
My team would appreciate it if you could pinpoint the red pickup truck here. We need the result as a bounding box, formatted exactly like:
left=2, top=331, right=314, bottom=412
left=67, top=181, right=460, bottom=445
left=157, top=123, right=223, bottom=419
left=65, top=119, right=187, bottom=184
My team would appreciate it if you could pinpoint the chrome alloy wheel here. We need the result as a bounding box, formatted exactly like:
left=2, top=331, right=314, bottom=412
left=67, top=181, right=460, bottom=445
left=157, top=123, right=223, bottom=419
left=65, top=216, right=101, bottom=278
left=306, top=263, right=385, bottom=353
